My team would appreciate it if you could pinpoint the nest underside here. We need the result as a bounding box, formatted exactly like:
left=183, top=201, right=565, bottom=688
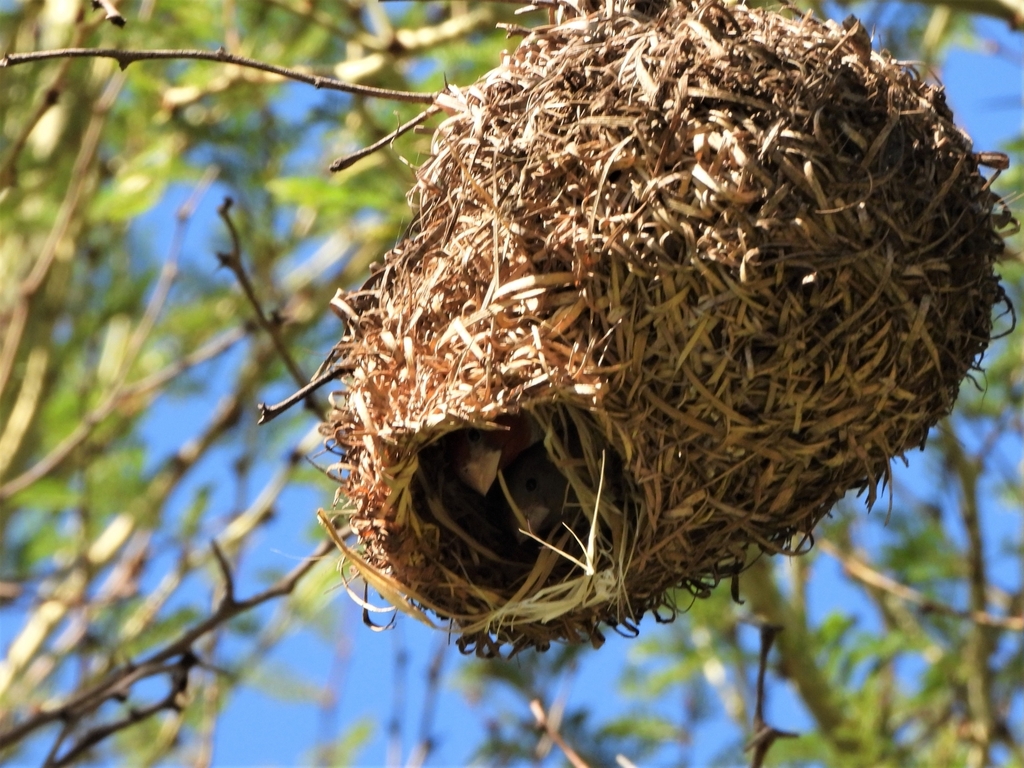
left=322, top=0, right=1009, bottom=654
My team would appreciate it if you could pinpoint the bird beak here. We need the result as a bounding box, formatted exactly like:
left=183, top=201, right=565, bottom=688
left=459, top=446, right=502, bottom=495
left=514, top=505, right=551, bottom=543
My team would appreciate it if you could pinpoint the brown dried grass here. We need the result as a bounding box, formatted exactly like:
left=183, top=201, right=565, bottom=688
left=321, top=0, right=1011, bottom=655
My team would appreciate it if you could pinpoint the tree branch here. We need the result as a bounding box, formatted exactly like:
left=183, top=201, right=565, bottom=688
left=329, top=106, right=440, bottom=172
left=215, top=198, right=327, bottom=420
left=936, top=428, right=998, bottom=765
left=819, top=541, right=1023, bottom=632
left=740, top=558, right=863, bottom=755
left=0, top=535, right=339, bottom=752
left=45, top=655, right=194, bottom=767
left=257, top=363, right=351, bottom=424
left=744, top=623, right=798, bottom=768
left=0, top=48, right=436, bottom=103
left=91, top=0, right=126, bottom=27
left=530, top=699, right=590, bottom=768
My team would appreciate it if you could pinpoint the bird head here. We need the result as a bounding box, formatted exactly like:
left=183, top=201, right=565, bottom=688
left=447, top=413, right=544, bottom=495
left=496, top=442, right=570, bottom=541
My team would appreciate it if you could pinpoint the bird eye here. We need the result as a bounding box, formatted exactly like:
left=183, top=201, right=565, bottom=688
left=525, top=478, right=538, bottom=492
left=466, top=428, right=482, bottom=444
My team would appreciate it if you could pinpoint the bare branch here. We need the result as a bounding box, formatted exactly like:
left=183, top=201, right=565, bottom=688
left=740, top=558, right=861, bottom=752
left=0, top=48, right=436, bottom=103
left=258, top=362, right=351, bottom=424
left=529, top=699, right=590, bottom=768
left=744, top=623, right=798, bottom=768
left=0, top=535, right=340, bottom=752
left=45, top=655, right=195, bottom=767
left=330, top=106, right=440, bottom=172
left=91, top=0, right=126, bottom=27
left=820, top=541, right=1024, bottom=632
left=215, top=198, right=326, bottom=420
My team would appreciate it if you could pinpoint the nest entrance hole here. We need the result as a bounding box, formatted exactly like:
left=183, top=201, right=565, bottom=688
left=405, top=407, right=625, bottom=590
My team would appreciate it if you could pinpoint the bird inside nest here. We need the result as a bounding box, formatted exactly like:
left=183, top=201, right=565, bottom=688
left=446, top=412, right=545, bottom=496
left=441, top=413, right=582, bottom=551
left=487, top=441, right=575, bottom=544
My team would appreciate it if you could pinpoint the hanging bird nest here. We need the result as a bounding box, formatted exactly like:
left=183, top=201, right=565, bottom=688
left=319, top=0, right=1012, bottom=655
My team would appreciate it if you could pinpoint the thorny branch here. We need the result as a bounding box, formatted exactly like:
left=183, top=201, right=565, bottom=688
left=0, top=48, right=436, bottom=104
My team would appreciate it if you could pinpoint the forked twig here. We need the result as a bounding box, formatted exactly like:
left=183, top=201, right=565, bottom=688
left=0, top=536, right=339, bottom=753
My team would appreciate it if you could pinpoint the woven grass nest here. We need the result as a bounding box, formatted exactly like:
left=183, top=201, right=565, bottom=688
left=320, top=0, right=1011, bottom=655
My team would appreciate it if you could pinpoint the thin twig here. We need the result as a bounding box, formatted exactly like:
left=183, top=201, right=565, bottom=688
left=258, top=363, right=350, bottom=424
left=0, top=536, right=339, bottom=751
left=819, top=540, right=1024, bottom=632
left=330, top=106, right=440, bottom=172
left=529, top=699, right=590, bottom=768
left=1, top=48, right=436, bottom=103
left=744, top=623, right=798, bottom=768
left=215, top=198, right=325, bottom=420
left=45, top=656, right=195, bottom=767
left=0, top=393, right=245, bottom=712
left=405, top=638, right=446, bottom=768
left=91, top=0, right=126, bottom=27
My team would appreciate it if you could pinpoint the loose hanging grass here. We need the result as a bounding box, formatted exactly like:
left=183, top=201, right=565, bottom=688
left=320, top=0, right=1013, bottom=655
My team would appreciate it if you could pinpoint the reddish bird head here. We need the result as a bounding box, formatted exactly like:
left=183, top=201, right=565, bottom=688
left=447, top=413, right=543, bottom=495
